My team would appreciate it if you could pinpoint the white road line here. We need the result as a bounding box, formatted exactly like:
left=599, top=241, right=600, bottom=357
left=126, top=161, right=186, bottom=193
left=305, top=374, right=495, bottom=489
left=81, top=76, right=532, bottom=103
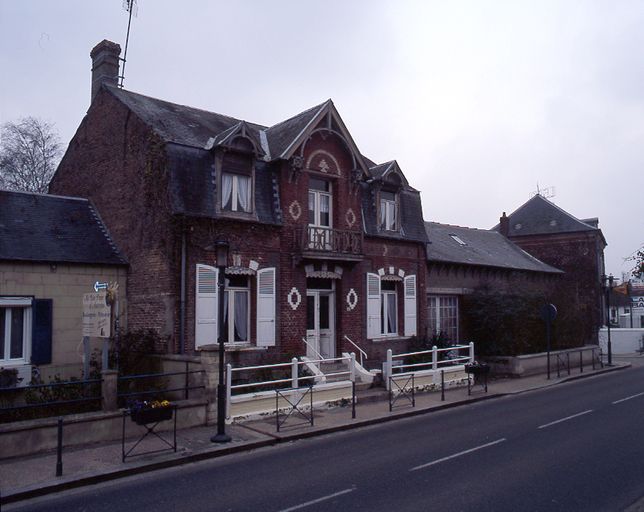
left=409, top=438, right=507, bottom=472
left=538, top=409, right=593, bottom=429
left=612, top=392, right=644, bottom=404
left=278, top=487, right=356, bottom=512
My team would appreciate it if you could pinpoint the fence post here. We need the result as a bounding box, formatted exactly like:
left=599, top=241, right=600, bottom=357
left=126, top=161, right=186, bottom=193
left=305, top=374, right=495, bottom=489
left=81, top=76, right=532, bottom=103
left=185, top=361, right=190, bottom=400
left=580, top=350, right=583, bottom=373
left=432, top=346, right=438, bottom=371
left=469, top=342, right=475, bottom=363
left=56, top=418, right=63, bottom=477
left=291, top=358, right=299, bottom=388
left=385, top=349, right=393, bottom=390
left=101, top=369, right=118, bottom=412
left=441, top=370, right=445, bottom=401
left=226, top=364, right=232, bottom=420
left=566, top=353, right=570, bottom=375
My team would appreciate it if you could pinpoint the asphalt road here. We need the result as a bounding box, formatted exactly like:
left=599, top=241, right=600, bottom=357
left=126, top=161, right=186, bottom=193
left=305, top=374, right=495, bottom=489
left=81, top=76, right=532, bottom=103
left=8, top=366, right=644, bottom=512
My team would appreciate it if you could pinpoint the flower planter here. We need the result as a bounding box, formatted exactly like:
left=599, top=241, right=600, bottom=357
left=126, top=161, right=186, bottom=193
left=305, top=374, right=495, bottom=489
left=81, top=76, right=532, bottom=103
left=465, top=363, right=490, bottom=375
left=130, top=406, right=173, bottom=425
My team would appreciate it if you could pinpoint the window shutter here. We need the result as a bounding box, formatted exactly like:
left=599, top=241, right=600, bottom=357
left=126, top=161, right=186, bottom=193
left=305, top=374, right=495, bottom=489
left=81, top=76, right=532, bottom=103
left=195, top=264, right=218, bottom=349
left=31, top=299, right=52, bottom=365
left=366, top=273, right=381, bottom=339
left=256, top=267, right=276, bottom=347
left=404, top=275, right=417, bottom=336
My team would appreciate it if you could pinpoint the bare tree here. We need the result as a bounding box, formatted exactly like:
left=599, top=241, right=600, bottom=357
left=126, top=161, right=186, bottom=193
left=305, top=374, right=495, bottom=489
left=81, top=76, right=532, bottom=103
left=0, top=117, right=63, bottom=193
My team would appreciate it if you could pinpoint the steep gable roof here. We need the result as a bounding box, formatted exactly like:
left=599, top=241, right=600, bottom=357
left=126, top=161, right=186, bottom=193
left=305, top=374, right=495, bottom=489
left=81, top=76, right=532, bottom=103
left=493, top=194, right=601, bottom=237
left=0, top=190, right=127, bottom=265
left=426, top=221, right=561, bottom=274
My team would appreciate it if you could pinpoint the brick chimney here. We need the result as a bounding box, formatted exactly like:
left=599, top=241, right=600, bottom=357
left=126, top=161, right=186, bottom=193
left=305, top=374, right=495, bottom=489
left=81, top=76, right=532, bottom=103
left=499, top=212, right=509, bottom=237
left=90, top=40, right=121, bottom=103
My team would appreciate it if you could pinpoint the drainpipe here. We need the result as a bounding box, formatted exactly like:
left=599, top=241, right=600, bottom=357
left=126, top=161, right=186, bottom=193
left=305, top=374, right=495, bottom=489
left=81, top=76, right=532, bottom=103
left=179, top=218, right=187, bottom=354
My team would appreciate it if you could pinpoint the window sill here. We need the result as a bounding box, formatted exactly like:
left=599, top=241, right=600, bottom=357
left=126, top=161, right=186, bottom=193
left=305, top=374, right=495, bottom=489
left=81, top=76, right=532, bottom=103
left=370, top=335, right=411, bottom=343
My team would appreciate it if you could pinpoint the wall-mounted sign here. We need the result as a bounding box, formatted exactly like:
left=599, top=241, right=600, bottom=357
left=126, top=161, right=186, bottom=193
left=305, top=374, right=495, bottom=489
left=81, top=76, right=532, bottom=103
left=632, top=296, right=644, bottom=309
left=82, top=292, right=111, bottom=337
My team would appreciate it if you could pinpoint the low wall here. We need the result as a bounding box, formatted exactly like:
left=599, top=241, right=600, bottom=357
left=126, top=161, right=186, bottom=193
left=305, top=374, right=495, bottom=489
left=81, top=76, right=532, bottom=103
left=0, top=399, right=207, bottom=459
left=229, top=381, right=353, bottom=423
left=598, top=328, right=644, bottom=354
left=484, top=345, right=600, bottom=377
left=389, top=365, right=469, bottom=392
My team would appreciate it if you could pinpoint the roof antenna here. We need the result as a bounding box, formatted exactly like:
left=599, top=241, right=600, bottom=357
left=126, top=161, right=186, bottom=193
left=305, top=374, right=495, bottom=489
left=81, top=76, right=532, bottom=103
left=119, top=0, right=138, bottom=88
left=530, top=182, right=556, bottom=199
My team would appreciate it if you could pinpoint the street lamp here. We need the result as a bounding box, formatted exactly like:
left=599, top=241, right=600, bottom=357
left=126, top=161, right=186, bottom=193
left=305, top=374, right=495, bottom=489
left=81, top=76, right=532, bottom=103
left=601, top=274, right=615, bottom=366
left=211, top=240, right=231, bottom=443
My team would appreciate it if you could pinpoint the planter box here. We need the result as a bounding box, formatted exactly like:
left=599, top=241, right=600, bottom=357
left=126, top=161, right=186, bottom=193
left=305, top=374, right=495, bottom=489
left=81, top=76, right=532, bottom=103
left=130, top=406, right=173, bottom=425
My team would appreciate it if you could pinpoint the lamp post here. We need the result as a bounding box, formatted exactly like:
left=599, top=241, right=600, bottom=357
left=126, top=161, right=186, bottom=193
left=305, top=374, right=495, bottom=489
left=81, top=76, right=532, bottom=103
left=602, top=274, right=614, bottom=366
left=211, top=241, right=231, bottom=443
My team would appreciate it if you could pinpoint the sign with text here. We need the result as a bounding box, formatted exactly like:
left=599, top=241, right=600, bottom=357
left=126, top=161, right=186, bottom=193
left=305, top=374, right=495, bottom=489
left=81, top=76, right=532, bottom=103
left=632, top=296, right=644, bottom=309
left=82, top=292, right=111, bottom=338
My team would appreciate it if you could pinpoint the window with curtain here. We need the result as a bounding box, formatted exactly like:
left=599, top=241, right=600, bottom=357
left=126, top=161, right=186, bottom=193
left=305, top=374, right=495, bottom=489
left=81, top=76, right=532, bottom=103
left=222, top=276, right=250, bottom=343
left=380, top=281, right=398, bottom=335
left=427, top=295, right=458, bottom=342
left=222, top=173, right=251, bottom=213
left=380, top=190, right=397, bottom=231
left=0, top=303, right=30, bottom=364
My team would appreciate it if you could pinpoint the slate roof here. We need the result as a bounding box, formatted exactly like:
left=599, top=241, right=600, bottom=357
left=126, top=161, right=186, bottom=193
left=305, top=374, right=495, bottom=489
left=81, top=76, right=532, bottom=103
left=425, top=221, right=561, bottom=273
left=0, top=190, right=127, bottom=265
left=265, top=101, right=328, bottom=159
left=492, top=194, right=601, bottom=237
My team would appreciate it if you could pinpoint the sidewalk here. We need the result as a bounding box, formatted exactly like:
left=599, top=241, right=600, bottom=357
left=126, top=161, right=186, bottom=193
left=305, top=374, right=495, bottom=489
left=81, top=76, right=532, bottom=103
left=1, top=356, right=638, bottom=505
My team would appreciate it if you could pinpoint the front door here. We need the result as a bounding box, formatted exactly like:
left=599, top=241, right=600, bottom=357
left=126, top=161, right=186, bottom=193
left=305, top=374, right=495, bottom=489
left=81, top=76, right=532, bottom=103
left=306, top=291, right=335, bottom=359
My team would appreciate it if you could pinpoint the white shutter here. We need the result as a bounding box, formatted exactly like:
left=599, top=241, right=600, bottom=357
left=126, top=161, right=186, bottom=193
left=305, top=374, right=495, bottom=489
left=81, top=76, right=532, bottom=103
left=366, top=273, right=381, bottom=339
left=404, top=275, right=417, bottom=336
left=256, top=267, right=276, bottom=347
left=195, top=264, right=218, bottom=349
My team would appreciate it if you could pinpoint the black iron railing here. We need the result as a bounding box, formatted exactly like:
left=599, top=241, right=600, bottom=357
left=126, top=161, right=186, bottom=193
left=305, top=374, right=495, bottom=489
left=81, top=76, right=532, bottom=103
left=295, top=226, right=362, bottom=255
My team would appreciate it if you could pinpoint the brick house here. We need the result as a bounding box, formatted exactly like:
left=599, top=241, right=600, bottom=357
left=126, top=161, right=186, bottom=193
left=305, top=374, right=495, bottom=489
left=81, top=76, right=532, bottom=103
left=494, top=194, right=607, bottom=345
left=425, top=221, right=562, bottom=345
left=0, top=190, right=127, bottom=382
left=49, top=40, right=427, bottom=366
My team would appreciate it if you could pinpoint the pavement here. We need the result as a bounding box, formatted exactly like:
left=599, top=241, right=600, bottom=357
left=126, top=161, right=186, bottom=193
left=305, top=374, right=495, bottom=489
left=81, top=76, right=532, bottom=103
left=1, top=354, right=640, bottom=506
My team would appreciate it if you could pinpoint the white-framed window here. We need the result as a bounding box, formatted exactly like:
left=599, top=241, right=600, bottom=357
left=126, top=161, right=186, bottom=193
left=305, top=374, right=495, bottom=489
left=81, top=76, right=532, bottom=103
left=223, top=275, right=250, bottom=344
left=381, top=281, right=398, bottom=335
left=428, top=295, right=458, bottom=343
left=222, top=173, right=252, bottom=212
left=308, top=178, right=332, bottom=228
left=380, top=190, right=397, bottom=231
left=0, top=298, right=32, bottom=365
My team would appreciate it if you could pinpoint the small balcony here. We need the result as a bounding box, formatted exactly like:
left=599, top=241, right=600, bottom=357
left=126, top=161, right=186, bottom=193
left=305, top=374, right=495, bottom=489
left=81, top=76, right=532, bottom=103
left=295, top=226, right=363, bottom=261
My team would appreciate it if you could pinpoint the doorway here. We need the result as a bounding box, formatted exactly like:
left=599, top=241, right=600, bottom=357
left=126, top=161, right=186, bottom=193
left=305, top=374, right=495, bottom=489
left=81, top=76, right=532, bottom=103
left=306, top=289, right=335, bottom=359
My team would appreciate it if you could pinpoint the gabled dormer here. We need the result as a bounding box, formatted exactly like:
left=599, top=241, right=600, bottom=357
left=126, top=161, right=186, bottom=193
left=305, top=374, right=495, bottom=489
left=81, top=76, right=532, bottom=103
left=369, top=160, right=409, bottom=233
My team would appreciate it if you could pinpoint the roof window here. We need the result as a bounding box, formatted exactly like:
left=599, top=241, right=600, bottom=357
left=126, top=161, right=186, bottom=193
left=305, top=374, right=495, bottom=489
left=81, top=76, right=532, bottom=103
left=449, top=234, right=467, bottom=246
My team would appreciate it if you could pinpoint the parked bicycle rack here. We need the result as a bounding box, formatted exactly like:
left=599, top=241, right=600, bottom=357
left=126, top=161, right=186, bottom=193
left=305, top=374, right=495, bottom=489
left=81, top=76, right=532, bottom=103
left=275, top=386, right=314, bottom=432
left=389, top=374, right=415, bottom=411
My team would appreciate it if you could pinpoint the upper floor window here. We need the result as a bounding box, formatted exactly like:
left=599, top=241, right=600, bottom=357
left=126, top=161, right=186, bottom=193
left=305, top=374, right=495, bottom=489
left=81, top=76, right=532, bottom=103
left=222, top=173, right=251, bottom=212
left=308, top=178, right=332, bottom=228
left=380, top=190, right=397, bottom=231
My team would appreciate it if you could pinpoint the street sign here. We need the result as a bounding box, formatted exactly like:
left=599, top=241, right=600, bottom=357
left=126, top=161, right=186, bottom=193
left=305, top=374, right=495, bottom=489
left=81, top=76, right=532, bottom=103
left=540, top=303, right=557, bottom=322
left=94, top=281, right=108, bottom=292
left=82, top=292, right=111, bottom=338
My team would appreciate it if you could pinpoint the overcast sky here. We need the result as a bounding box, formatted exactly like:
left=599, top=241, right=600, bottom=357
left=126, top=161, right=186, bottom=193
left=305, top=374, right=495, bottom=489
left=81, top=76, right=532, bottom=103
left=1, top=0, right=642, bottom=278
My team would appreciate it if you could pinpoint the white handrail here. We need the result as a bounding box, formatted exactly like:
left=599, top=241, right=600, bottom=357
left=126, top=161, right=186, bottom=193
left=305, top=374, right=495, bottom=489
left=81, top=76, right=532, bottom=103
left=301, top=337, right=325, bottom=361
left=344, top=335, right=367, bottom=367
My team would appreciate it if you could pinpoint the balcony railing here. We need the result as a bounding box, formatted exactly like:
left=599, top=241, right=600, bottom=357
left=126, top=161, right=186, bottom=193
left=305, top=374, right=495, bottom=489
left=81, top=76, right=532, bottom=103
left=295, top=226, right=363, bottom=256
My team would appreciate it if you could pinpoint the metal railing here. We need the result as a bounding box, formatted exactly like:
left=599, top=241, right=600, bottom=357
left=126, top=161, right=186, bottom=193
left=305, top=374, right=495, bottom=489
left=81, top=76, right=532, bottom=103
left=384, top=343, right=474, bottom=390
left=295, top=226, right=363, bottom=255
left=226, top=353, right=356, bottom=420
left=0, top=378, right=103, bottom=422
left=344, top=335, right=368, bottom=367
left=301, top=337, right=326, bottom=362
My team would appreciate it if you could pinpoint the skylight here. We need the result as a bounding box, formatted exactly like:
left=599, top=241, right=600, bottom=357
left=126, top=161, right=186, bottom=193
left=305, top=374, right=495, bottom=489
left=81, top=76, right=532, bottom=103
left=449, top=234, right=467, bottom=246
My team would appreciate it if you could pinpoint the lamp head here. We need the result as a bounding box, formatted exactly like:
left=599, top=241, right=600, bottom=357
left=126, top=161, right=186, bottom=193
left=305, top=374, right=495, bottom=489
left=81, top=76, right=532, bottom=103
left=215, top=240, right=229, bottom=268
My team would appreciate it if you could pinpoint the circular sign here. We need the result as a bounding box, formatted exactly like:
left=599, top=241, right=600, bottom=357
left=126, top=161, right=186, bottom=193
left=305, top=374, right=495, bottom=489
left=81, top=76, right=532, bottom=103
left=540, top=303, right=557, bottom=322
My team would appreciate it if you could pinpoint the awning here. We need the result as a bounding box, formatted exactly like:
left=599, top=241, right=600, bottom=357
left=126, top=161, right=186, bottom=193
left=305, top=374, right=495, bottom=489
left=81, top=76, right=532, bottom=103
left=225, top=266, right=256, bottom=276
left=305, top=270, right=342, bottom=280
left=380, top=274, right=403, bottom=282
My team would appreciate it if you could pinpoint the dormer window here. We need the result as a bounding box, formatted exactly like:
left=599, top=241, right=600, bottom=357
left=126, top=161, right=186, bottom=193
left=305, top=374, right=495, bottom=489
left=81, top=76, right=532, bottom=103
left=222, top=173, right=251, bottom=212
left=380, top=190, right=398, bottom=231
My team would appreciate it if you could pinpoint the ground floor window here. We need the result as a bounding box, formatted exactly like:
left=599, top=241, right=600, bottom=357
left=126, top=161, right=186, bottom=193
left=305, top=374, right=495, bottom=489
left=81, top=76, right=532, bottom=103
left=381, top=281, right=398, bottom=335
left=428, top=295, right=458, bottom=343
left=0, top=299, right=32, bottom=364
left=223, top=275, right=249, bottom=343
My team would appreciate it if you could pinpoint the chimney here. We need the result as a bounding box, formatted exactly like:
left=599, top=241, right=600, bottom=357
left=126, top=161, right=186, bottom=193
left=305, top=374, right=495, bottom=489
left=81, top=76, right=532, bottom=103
left=499, top=212, right=509, bottom=237
left=90, top=40, right=121, bottom=103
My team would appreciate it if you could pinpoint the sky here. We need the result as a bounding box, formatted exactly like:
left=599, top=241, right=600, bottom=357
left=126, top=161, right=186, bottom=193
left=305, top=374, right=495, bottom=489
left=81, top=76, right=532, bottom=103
left=1, top=0, right=642, bottom=279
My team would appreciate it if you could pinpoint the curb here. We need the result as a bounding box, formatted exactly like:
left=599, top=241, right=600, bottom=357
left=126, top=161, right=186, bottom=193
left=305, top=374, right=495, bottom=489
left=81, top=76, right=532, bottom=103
left=1, top=362, right=630, bottom=505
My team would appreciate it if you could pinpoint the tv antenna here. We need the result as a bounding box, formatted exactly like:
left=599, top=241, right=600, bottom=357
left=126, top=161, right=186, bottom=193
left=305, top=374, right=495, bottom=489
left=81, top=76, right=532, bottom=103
left=530, top=182, right=556, bottom=200
left=119, top=0, right=138, bottom=88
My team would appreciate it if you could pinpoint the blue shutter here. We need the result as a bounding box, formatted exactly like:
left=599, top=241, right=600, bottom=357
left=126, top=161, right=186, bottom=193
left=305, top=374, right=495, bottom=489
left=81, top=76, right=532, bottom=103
left=31, top=299, right=53, bottom=365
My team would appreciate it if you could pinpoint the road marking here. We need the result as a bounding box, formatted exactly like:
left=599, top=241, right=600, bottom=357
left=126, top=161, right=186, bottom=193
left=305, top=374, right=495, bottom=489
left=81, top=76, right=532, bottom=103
left=278, top=487, right=356, bottom=512
left=612, top=392, right=644, bottom=404
left=409, top=438, right=507, bottom=472
left=538, top=409, right=593, bottom=429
